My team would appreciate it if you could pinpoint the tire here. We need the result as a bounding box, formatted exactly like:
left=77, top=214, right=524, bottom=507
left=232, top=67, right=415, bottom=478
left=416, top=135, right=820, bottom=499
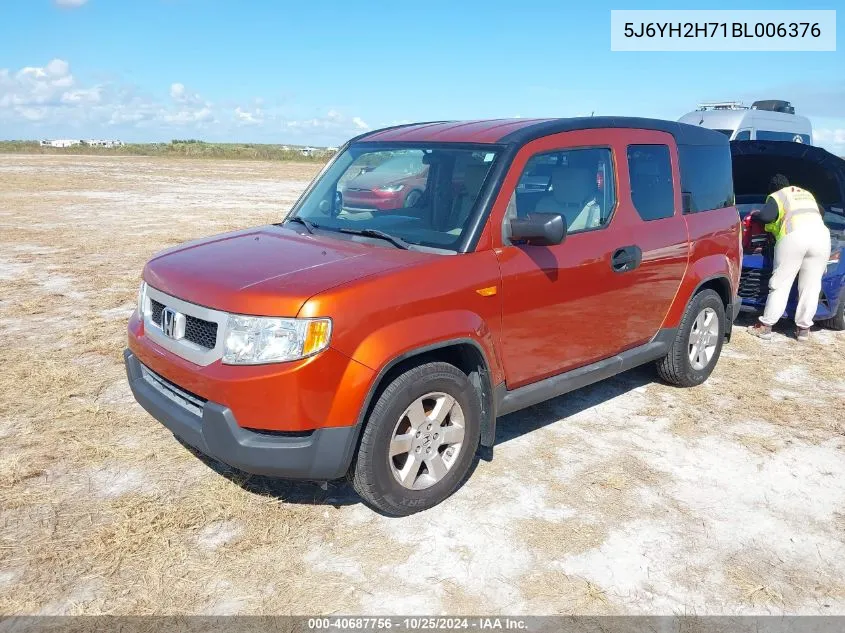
left=819, top=298, right=845, bottom=331
left=351, top=362, right=481, bottom=516
left=656, top=289, right=725, bottom=387
left=403, top=189, right=422, bottom=208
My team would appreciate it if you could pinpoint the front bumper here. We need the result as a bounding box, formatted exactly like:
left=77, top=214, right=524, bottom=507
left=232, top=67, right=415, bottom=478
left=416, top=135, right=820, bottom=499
left=125, top=350, right=360, bottom=480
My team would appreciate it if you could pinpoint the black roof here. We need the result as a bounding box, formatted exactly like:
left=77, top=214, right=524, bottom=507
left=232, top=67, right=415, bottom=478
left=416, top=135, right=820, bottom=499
left=498, top=116, right=730, bottom=147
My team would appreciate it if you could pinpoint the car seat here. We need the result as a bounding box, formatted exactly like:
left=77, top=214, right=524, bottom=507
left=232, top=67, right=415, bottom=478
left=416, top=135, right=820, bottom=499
left=449, top=163, right=491, bottom=229
left=535, top=167, right=601, bottom=231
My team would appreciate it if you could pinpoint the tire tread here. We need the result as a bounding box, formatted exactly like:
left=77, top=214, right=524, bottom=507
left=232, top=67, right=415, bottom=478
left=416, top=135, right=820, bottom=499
left=656, top=289, right=725, bottom=387
left=351, top=361, right=479, bottom=516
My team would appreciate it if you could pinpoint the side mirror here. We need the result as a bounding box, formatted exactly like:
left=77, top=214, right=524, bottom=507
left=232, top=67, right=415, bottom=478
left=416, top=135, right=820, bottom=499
left=509, top=212, right=566, bottom=246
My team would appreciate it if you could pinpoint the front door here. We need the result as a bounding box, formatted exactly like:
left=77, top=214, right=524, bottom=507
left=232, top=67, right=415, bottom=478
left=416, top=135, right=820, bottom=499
left=491, top=129, right=688, bottom=389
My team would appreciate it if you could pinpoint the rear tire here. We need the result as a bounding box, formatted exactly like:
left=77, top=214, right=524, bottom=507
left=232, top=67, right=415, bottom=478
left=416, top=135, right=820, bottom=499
left=656, top=289, right=725, bottom=387
left=351, top=362, right=481, bottom=516
left=819, top=298, right=845, bottom=331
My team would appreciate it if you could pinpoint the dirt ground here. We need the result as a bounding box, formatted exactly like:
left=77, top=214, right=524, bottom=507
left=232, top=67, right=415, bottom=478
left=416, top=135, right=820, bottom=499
left=1, top=154, right=844, bottom=616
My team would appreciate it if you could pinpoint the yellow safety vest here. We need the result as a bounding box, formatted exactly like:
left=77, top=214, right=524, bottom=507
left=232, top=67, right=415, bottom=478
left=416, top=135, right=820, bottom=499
left=764, top=186, right=823, bottom=241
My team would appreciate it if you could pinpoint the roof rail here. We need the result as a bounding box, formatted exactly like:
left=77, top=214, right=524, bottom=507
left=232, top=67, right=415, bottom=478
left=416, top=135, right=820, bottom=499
left=697, top=101, right=748, bottom=111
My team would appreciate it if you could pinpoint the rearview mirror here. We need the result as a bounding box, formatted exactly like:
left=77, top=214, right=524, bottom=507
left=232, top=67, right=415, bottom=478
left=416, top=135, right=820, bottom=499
left=509, top=213, right=566, bottom=246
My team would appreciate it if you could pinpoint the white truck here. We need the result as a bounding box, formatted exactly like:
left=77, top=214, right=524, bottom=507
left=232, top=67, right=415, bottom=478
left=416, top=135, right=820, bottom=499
left=678, top=100, right=812, bottom=145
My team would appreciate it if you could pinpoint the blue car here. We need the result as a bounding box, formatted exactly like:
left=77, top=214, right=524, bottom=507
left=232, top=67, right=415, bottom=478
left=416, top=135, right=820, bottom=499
left=731, top=140, right=845, bottom=330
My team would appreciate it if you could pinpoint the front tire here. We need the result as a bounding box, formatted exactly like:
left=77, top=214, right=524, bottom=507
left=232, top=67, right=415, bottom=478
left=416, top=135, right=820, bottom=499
left=351, top=362, right=481, bottom=516
left=403, top=189, right=422, bottom=208
left=656, top=289, right=725, bottom=387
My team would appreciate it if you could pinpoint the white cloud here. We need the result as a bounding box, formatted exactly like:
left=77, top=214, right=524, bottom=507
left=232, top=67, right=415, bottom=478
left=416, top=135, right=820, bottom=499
left=169, top=82, right=204, bottom=105
left=234, top=106, right=263, bottom=126
left=0, top=58, right=77, bottom=109
left=0, top=59, right=372, bottom=144
left=163, top=106, right=213, bottom=125
left=61, top=87, right=102, bottom=105
left=169, top=82, right=185, bottom=101
left=814, top=128, right=845, bottom=156
left=283, top=111, right=369, bottom=136
left=54, top=0, right=89, bottom=6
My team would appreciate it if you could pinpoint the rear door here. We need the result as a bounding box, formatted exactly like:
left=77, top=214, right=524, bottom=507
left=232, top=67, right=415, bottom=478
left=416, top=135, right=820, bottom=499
left=621, top=134, right=691, bottom=334
left=489, top=129, right=688, bottom=388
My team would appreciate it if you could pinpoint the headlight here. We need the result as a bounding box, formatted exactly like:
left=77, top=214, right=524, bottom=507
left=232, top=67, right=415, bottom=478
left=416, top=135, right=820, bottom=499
left=378, top=183, right=404, bottom=192
left=136, top=281, right=147, bottom=317
left=223, top=316, right=332, bottom=365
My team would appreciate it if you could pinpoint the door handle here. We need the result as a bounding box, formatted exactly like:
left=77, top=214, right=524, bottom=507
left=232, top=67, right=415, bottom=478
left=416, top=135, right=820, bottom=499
left=611, top=246, right=642, bottom=272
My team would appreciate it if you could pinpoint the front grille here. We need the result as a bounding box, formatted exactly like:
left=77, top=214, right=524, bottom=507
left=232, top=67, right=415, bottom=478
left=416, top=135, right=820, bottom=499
left=184, top=315, right=217, bottom=349
left=151, top=299, right=164, bottom=325
left=738, top=267, right=771, bottom=300
left=150, top=298, right=218, bottom=349
left=140, top=364, right=206, bottom=417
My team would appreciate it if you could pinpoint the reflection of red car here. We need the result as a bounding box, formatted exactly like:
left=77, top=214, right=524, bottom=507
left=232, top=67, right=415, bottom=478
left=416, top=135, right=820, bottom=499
left=341, top=156, right=428, bottom=211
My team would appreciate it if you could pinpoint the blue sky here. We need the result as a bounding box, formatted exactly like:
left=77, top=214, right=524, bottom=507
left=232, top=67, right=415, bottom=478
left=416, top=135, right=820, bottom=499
left=1, top=0, right=843, bottom=152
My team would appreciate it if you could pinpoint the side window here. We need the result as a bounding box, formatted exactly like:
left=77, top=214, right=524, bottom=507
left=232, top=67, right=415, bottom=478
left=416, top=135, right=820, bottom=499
left=627, top=144, right=674, bottom=221
left=678, top=144, right=735, bottom=213
left=734, top=130, right=751, bottom=141
left=513, top=147, right=616, bottom=234
left=756, top=130, right=811, bottom=144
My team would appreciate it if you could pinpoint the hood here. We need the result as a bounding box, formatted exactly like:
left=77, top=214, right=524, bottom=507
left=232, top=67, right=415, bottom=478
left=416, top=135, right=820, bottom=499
left=143, top=225, right=421, bottom=316
left=731, top=140, right=845, bottom=207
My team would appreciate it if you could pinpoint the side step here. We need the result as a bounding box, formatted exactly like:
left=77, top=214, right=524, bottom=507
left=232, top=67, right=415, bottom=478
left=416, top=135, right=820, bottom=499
left=495, top=328, right=676, bottom=417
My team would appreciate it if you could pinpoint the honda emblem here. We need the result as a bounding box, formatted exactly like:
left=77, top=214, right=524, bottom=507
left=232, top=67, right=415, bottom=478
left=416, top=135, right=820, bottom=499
left=161, top=307, right=186, bottom=340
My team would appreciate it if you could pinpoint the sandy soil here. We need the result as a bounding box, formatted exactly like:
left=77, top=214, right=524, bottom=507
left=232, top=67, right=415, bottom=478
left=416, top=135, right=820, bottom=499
left=1, top=154, right=843, bottom=616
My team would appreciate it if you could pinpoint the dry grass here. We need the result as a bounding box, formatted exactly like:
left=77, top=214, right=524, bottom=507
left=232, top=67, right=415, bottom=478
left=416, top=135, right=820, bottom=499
left=519, top=570, right=616, bottom=615
left=1, top=154, right=844, bottom=616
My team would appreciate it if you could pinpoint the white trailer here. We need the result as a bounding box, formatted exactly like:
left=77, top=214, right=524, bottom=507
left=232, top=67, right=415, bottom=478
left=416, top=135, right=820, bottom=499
left=678, top=100, right=813, bottom=145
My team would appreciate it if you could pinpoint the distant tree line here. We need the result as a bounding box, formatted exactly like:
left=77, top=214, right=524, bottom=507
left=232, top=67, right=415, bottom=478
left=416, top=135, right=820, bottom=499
left=0, top=140, right=334, bottom=162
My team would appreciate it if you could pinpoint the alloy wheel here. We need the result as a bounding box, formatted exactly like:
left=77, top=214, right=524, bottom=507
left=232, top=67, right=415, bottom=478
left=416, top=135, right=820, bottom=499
left=388, top=392, right=466, bottom=490
left=688, top=307, right=720, bottom=371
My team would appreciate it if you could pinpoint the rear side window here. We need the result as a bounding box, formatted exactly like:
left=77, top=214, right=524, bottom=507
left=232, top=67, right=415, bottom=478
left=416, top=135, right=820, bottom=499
left=627, top=145, right=674, bottom=221
left=678, top=144, right=735, bottom=213
left=756, top=130, right=811, bottom=144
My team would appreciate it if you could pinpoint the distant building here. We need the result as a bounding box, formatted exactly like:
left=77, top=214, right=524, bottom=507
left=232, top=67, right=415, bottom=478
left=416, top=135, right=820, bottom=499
left=83, top=139, right=125, bottom=148
left=41, top=139, right=81, bottom=148
left=39, top=138, right=124, bottom=148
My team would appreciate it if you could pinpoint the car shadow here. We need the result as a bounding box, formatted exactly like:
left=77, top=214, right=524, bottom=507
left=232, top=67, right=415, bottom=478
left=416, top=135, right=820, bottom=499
left=491, top=365, right=656, bottom=447
left=176, top=438, right=362, bottom=508
left=177, top=364, right=659, bottom=512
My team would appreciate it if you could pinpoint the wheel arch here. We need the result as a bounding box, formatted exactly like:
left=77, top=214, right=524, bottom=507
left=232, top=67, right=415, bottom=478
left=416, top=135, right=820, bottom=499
left=354, top=338, right=497, bottom=450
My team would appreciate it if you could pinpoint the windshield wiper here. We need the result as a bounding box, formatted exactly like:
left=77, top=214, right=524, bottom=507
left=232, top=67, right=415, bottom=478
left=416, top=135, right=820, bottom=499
left=284, top=216, right=317, bottom=234
left=338, top=228, right=410, bottom=250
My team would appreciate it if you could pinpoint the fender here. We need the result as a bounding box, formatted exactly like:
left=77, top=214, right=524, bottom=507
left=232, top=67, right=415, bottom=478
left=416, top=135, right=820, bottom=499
left=662, top=254, right=735, bottom=329
left=346, top=311, right=503, bottom=448
left=345, top=309, right=501, bottom=379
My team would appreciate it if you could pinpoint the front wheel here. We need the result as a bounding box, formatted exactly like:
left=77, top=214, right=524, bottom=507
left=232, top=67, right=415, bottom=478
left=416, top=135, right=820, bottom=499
left=351, top=362, right=481, bottom=516
left=656, top=289, right=725, bottom=387
left=403, top=189, right=422, bottom=208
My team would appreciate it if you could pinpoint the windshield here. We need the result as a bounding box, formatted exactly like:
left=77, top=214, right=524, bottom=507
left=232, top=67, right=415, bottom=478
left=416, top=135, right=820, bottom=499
left=288, top=144, right=499, bottom=251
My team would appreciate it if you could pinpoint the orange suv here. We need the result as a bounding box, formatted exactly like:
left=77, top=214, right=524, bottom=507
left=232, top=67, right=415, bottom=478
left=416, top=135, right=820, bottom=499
left=126, top=117, right=741, bottom=515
